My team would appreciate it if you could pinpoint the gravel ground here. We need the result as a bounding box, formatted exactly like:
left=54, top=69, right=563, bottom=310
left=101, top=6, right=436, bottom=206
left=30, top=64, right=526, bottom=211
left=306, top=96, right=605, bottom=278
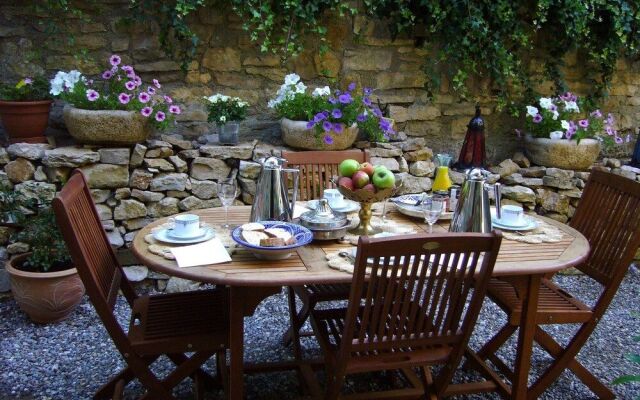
left=1, top=271, right=639, bottom=399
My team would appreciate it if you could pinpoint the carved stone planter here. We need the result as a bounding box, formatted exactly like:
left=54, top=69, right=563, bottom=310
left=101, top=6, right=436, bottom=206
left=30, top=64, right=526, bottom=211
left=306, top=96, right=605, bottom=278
left=280, top=118, right=358, bottom=150
left=63, top=106, right=151, bottom=145
left=6, top=253, right=85, bottom=324
left=524, top=135, right=600, bottom=171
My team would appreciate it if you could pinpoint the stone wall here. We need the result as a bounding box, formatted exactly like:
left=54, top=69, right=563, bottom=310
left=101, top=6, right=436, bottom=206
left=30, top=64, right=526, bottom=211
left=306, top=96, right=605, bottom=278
left=1, top=3, right=640, bottom=161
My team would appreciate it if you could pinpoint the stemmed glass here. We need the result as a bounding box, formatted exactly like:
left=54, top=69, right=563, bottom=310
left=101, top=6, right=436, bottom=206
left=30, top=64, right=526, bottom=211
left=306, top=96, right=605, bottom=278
left=217, top=180, right=238, bottom=229
left=421, top=194, right=444, bottom=234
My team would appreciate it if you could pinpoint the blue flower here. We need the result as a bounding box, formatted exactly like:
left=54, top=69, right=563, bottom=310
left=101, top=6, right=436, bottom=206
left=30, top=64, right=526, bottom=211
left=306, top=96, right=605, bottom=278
left=306, top=120, right=315, bottom=129
left=331, top=109, right=342, bottom=119
left=322, top=121, right=333, bottom=132
left=338, top=93, right=352, bottom=104
left=313, top=112, right=326, bottom=123
left=348, top=82, right=356, bottom=92
left=328, top=97, right=337, bottom=104
left=333, top=123, right=343, bottom=133
left=356, top=113, right=367, bottom=122
left=363, top=97, right=372, bottom=107
left=324, top=134, right=334, bottom=145
left=363, top=87, right=373, bottom=95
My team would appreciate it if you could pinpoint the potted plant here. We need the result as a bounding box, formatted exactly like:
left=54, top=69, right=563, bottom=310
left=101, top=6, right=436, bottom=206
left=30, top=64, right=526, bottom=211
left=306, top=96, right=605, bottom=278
left=5, top=203, right=84, bottom=324
left=51, top=54, right=182, bottom=145
left=520, top=92, right=620, bottom=170
left=203, top=93, right=249, bottom=145
left=269, top=74, right=395, bottom=150
left=0, top=76, right=53, bottom=144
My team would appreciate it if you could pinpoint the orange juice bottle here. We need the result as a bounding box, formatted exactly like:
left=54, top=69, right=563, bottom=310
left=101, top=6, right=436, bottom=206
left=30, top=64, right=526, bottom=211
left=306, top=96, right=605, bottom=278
left=432, top=153, right=453, bottom=192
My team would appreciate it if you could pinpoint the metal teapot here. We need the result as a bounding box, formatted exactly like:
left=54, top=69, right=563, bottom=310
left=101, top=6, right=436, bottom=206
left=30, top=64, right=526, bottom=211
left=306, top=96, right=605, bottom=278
left=250, top=156, right=299, bottom=222
left=449, top=168, right=501, bottom=233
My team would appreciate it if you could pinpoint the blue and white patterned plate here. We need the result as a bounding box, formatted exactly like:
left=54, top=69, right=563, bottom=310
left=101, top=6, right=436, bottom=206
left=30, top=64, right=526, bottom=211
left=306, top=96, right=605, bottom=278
left=231, top=221, right=313, bottom=260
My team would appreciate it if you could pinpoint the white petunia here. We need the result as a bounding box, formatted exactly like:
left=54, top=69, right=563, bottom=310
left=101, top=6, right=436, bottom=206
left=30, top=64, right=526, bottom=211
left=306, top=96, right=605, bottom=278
left=312, top=86, right=331, bottom=97
left=294, top=82, right=306, bottom=94
left=561, top=120, right=571, bottom=130
left=219, top=116, right=226, bottom=122
left=539, top=97, right=554, bottom=110
left=284, top=73, right=300, bottom=85
left=564, top=101, right=579, bottom=113
left=549, top=131, right=564, bottom=140
left=551, top=110, right=559, bottom=120
left=526, top=106, right=539, bottom=117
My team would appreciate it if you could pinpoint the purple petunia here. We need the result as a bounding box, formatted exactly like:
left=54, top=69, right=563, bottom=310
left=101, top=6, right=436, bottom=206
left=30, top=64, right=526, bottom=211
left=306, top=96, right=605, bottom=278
left=565, top=130, right=575, bottom=139
left=590, top=110, right=603, bottom=119
left=338, top=93, right=352, bottom=104
left=372, top=107, right=383, bottom=118
left=102, top=70, right=113, bottom=80
left=615, top=135, right=623, bottom=144
left=324, top=134, right=334, bottom=145
left=322, top=121, right=333, bottom=132
left=363, top=97, right=372, bottom=107
left=169, top=105, right=181, bottom=114
left=363, top=87, right=373, bottom=96
left=347, top=82, right=356, bottom=92
left=118, top=93, right=130, bottom=104
left=110, top=54, right=121, bottom=66
left=532, top=114, right=543, bottom=123
left=134, top=76, right=142, bottom=87
left=313, top=112, right=326, bottom=123
left=141, top=106, right=153, bottom=117
left=331, top=109, right=342, bottom=119
left=306, top=120, right=315, bottom=129
left=578, top=119, right=589, bottom=129
left=138, top=92, right=151, bottom=103
left=328, top=97, right=337, bottom=105
left=125, top=81, right=136, bottom=91
left=163, top=95, right=173, bottom=104
left=24, top=78, right=32, bottom=85
left=155, top=111, right=166, bottom=122
left=86, top=89, right=99, bottom=101
left=356, top=113, right=367, bottom=123
left=333, top=123, right=343, bottom=133
left=379, top=118, right=391, bottom=131
left=153, top=79, right=161, bottom=89
left=147, top=87, right=156, bottom=95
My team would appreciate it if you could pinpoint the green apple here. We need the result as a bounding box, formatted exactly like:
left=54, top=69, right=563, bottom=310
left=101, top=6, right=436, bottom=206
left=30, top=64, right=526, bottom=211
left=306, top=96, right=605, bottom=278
left=338, top=159, right=361, bottom=178
left=372, top=167, right=395, bottom=189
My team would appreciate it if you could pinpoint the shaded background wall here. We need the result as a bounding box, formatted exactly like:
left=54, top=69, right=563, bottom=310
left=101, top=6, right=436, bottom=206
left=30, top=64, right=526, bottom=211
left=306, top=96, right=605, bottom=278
left=0, top=1, right=639, bottom=161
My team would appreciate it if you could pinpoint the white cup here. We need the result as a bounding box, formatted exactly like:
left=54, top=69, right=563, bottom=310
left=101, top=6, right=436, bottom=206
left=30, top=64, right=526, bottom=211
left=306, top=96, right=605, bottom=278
left=323, top=188, right=345, bottom=209
left=500, top=205, right=525, bottom=226
left=168, top=214, right=200, bottom=238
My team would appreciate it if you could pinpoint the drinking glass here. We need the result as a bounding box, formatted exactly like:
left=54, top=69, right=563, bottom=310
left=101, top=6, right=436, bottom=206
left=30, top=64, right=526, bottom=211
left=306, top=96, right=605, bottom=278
left=421, top=194, right=444, bottom=233
left=217, top=180, right=238, bottom=229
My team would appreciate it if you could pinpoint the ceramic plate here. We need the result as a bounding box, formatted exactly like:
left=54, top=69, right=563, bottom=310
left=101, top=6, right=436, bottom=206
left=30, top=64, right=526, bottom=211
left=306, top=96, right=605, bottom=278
left=394, top=201, right=453, bottom=220
left=153, top=226, right=216, bottom=244
left=307, top=199, right=361, bottom=213
left=231, top=221, right=313, bottom=260
left=167, top=226, right=209, bottom=240
left=491, top=218, right=538, bottom=231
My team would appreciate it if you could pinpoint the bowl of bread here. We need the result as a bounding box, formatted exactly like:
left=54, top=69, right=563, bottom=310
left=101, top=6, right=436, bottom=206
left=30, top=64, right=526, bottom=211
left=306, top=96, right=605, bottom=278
left=231, top=221, right=313, bottom=260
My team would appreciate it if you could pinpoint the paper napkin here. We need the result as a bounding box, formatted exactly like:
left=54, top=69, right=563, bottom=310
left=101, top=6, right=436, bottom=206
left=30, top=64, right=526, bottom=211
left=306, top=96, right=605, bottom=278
left=293, top=204, right=310, bottom=219
left=170, top=237, right=231, bottom=268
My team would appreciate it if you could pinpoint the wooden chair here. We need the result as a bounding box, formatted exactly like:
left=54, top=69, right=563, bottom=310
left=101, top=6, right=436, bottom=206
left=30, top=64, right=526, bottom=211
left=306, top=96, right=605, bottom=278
left=477, top=170, right=640, bottom=399
left=53, top=170, right=229, bottom=400
left=311, top=232, right=503, bottom=399
left=281, top=149, right=369, bottom=353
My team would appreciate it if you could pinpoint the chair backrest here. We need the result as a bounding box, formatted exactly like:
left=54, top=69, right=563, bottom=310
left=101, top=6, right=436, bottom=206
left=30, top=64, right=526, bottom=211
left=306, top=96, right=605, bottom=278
left=340, top=232, right=502, bottom=372
left=282, top=149, right=369, bottom=200
left=569, top=170, right=640, bottom=287
left=53, top=170, right=137, bottom=325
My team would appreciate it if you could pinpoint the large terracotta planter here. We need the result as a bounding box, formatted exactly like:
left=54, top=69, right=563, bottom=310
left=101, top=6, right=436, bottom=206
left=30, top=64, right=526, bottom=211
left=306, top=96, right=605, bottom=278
left=281, top=118, right=358, bottom=150
left=63, top=105, right=151, bottom=145
left=524, top=135, right=601, bottom=171
left=0, top=100, right=52, bottom=144
left=6, top=253, right=85, bottom=324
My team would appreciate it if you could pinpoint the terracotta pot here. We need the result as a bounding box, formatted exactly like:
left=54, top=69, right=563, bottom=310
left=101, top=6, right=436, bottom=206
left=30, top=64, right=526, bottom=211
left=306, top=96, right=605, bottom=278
left=281, top=118, right=358, bottom=150
left=0, top=100, right=52, bottom=144
left=63, top=105, right=151, bottom=145
left=524, top=134, right=601, bottom=171
left=6, top=253, right=85, bottom=324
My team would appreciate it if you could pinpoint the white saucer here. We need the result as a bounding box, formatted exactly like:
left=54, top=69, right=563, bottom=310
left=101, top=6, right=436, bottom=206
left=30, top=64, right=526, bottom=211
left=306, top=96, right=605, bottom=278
left=491, top=216, right=530, bottom=229
left=167, top=227, right=208, bottom=240
left=153, top=227, right=216, bottom=244
left=394, top=202, right=453, bottom=220
left=307, top=199, right=361, bottom=213
left=491, top=218, right=538, bottom=231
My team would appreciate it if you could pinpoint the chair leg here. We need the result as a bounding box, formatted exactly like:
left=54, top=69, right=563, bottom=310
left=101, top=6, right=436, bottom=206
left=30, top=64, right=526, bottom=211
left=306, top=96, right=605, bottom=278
left=533, top=327, right=615, bottom=400
left=284, top=286, right=314, bottom=354
left=216, top=349, right=229, bottom=395
left=325, top=371, right=345, bottom=400
left=93, top=366, right=136, bottom=400
left=476, top=323, right=517, bottom=362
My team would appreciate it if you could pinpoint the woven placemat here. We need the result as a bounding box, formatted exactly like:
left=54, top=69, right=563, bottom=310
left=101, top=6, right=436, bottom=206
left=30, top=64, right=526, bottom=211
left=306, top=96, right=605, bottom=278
left=500, top=219, right=564, bottom=243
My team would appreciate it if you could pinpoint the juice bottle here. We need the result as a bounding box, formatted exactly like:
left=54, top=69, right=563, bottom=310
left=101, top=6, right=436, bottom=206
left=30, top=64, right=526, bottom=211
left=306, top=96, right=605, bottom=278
left=432, top=153, right=453, bottom=192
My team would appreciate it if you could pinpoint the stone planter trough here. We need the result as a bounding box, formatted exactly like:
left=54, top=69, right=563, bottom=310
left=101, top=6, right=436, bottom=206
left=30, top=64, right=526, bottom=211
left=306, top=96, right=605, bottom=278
left=524, top=135, right=600, bottom=171
left=281, top=118, right=358, bottom=151
left=63, top=106, right=152, bottom=146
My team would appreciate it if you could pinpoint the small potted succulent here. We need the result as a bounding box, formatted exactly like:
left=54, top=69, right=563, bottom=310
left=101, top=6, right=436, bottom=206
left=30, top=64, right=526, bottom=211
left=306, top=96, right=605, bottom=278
left=51, top=54, right=182, bottom=145
left=203, top=94, right=249, bottom=145
left=268, top=73, right=395, bottom=150
left=0, top=76, right=53, bottom=144
left=5, top=201, right=84, bottom=324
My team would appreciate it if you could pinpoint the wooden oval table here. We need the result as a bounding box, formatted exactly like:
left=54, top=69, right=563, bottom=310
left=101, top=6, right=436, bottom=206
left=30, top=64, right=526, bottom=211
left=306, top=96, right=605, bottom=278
left=132, top=205, right=590, bottom=400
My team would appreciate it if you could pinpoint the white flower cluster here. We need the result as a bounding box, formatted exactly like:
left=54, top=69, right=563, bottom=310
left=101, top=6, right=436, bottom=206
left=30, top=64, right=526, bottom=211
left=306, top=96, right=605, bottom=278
left=312, top=86, right=331, bottom=97
left=49, top=70, right=83, bottom=96
left=268, top=73, right=307, bottom=108
left=203, top=94, right=248, bottom=107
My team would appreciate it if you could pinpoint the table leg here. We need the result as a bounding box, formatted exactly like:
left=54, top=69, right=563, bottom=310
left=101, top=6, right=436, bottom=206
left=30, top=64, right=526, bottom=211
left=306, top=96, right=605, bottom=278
left=229, top=286, right=245, bottom=400
left=511, top=274, right=542, bottom=400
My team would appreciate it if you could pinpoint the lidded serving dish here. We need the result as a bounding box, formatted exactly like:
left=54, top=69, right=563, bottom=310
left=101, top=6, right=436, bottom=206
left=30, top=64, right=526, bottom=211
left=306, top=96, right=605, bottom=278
left=299, top=199, right=350, bottom=240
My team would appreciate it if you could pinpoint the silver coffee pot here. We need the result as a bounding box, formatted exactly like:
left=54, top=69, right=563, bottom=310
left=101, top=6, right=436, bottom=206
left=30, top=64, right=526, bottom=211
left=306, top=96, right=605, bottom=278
left=250, top=156, right=299, bottom=222
left=449, top=168, right=501, bottom=233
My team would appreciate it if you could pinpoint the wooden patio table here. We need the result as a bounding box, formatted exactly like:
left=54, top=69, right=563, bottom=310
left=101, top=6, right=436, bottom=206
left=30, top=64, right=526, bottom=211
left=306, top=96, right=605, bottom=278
left=131, top=205, right=589, bottom=400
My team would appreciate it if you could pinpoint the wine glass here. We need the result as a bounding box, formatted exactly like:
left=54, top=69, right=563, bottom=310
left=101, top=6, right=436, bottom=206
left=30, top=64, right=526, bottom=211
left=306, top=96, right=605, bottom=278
left=217, top=180, right=238, bottom=229
left=421, top=194, right=444, bottom=234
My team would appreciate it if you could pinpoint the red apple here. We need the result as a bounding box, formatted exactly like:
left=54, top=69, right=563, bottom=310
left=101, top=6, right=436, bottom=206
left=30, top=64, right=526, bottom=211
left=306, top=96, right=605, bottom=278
left=359, top=162, right=375, bottom=177
left=338, top=176, right=354, bottom=191
left=362, top=183, right=376, bottom=193
left=352, top=170, right=370, bottom=189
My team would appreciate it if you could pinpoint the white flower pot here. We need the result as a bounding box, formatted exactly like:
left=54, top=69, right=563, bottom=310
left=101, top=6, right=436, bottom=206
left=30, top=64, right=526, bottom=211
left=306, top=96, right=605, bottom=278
left=524, top=134, right=600, bottom=170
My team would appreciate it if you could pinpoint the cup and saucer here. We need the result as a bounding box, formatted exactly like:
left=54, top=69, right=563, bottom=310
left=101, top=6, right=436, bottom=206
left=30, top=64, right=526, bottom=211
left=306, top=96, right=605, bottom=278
left=492, top=205, right=538, bottom=231
left=307, top=189, right=360, bottom=213
left=153, top=214, right=216, bottom=244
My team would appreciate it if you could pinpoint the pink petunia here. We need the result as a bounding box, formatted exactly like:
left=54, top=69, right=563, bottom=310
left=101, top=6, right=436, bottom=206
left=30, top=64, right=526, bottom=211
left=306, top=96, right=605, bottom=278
left=118, top=93, right=130, bottom=104
left=141, top=106, right=153, bottom=117
left=109, top=54, right=121, bottom=66
left=138, top=92, right=150, bottom=103
left=134, top=76, right=142, bottom=87
left=163, top=95, right=173, bottom=104
left=147, top=87, right=156, bottom=95
left=155, top=111, right=166, bottom=122
left=168, top=105, right=181, bottom=114
left=86, top=89, right=99, bottom=101
left=125, top=81, right=136, bottom=91
left=102, top=70, right=113, bottom=80
left=24, top=78, right=32, bottom=85
left=153, top=79, right=161, bottom=89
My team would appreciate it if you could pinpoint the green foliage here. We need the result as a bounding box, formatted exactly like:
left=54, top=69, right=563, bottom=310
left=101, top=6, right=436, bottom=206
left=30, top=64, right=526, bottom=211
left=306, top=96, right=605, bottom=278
left=613, top=328, right=640, bottom=396
left=0, top=76, right=52, bottom=101
left=204, top=94, right=249, bottom=125
left=273, top=93, right=327, bottom=121
left=0, top=184, right=34, bottom=225
left=358, top=114, right=388, bottom=143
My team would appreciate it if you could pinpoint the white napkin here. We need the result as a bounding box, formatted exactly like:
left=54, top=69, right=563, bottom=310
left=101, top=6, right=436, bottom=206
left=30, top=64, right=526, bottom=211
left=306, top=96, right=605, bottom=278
left=293, top=204, right=310, bottom=219
left=170, top=238, right=231, bottom=268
